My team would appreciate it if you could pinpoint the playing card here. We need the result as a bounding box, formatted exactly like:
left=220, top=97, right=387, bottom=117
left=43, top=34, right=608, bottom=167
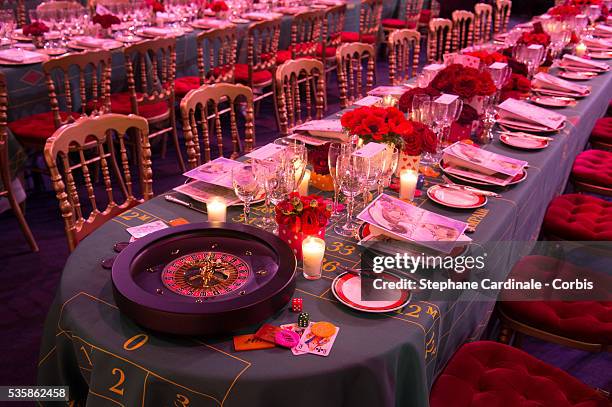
left=126, top=220, right=168, bottom=239
left=280, top=323, right=309, bottom=355
left=254, top=323, right=281, bottom=343
left=294, top=324, right=339, bottom=357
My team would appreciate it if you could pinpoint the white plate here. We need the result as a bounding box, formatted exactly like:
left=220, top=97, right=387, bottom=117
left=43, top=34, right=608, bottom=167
left=427, top=184, right=487, bottom=209
left=530, top=95, right=577, bottom=108
left=532, top=87, right=589, bottom=98
left=557, top=71, right=597, bottom=81
left=331, top=272, right=411, bottom=313
left=499, top=133, right=549, bottom=150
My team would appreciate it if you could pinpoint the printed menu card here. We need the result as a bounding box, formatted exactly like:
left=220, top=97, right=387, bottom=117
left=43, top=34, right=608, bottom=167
left=293, top=120, right=347, bottom=141
left=183, top=157, right=244, bottom=189
left=562, top=54, right=610, bottom=71
left=532, top=72, right=591, bottom=95
left=357, top=194, right=468, bottom=253
left=498, top=98, right=566, bottom=130
left=442, top=141, right=527, bottom=178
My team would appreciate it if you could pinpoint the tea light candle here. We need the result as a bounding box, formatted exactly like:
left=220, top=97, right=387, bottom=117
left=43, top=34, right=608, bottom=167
left=399, top=170, right=418, bottom=201
left=382, top=95, right=396, bottom=107
left=207, top=198, right=227, bottom=222
left=298, top=169, right=311, bottom=196
left=575, top=42, right=587, bottom=57
left=302, top=236, right=325, bottom=280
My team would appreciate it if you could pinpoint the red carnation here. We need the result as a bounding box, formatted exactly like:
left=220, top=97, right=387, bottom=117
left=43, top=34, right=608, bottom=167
left=209, top=1, right=229, bottom=12
left=93, top=14, right=121, bottom=29
left=146, top=0, right=165, bottom=12
left=23, top=22, right=49, bottom=37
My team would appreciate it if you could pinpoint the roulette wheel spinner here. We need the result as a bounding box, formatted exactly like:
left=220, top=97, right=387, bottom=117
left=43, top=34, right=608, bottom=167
left=112, top=222, right=297, bottom=336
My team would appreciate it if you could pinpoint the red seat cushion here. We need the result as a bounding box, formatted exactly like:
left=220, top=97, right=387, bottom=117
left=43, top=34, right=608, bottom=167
left=571, top=149, right=612, bottom=187
left=340, top=31, right=377, bottom=44
left=234, top=64, right=272, bottom=86
left=542, top=193, right=612, bottom=240
left=382, top=18, right=417, bottom=29
left=276, top=49, right=292, bottom=64
left=8, top=111, right=81, bottom=143
left=500, top=255, right=612, bottom=345
left=110, top=92, right=169, bottom=119
left=316, top=43, right=336, bottom=58
left=419, top=9, right=431, bottom=24
left=590, top=117, right=612, bottom=144
left=430, top=341, right=608, bottom=407
left=174, top=76, right=201, bottom=98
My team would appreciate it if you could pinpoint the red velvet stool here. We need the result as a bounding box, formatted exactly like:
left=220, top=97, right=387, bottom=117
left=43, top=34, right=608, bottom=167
left=571, top=150, right=612, bottom=196
left=430, top=341, right=609, bottom=407
left=499, top=255, right=612, bottom=352
left=590, top=117, right=612, bottom=150
left=542, top=194, right=612, bottom=241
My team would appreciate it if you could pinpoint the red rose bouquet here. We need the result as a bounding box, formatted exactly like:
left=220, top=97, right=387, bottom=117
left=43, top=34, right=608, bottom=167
left=275, top=193, right=331, bottom=259
left=517, top=31, right=551, bottom=47
left=209, top=1, right=229, bottom=12
left=93, top=14, right=121, bottom=29
left=501, top=73, right=531, bottom=101
left=340, top=106, right=437, bottom=155
left=146, top=0, right=166, bottom=13
left=398, top=86, right=441, bottom=113
left=464, top=50, right=508, bottom=66
left=548, top=5, right=581, bottom=17
left=429, top=64, right=497, bottom=99
left=23, top=21, right=49, bottom=37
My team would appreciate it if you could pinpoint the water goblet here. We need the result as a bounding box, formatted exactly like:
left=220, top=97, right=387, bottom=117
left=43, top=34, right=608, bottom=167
left=232, top=165, right=260, bottom=224
left=333, top=152, right=369, bottom=237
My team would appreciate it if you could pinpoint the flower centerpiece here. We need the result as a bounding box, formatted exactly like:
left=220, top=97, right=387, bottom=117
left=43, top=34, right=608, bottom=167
left=23, top=22, right=49, bottom=48
left=209, top=1, right=229, bottom=18
left=146, top=0, right=165, bottom=24
left=307, top=143, right=335, bottom=191
left=501, top=73, right=532, bottom=101
left=275, top=193, right=331, bottom=259
left=92, top=14, right=121, bottom=38
left=548, top=4, right=582, bottom=19
left=464, top=50, right=508, bottom=66
left=340, top=106, right=437, bottom=174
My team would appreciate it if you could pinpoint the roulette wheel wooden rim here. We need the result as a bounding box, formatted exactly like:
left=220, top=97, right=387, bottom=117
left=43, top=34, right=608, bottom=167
left=112, top=222, right=297, bottom=336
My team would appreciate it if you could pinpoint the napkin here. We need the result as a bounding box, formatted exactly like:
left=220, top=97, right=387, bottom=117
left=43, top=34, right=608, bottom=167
left=532, top=72, right=591, bottom=95
left=442, top=141, right=527, bottom=178
left=594, top=24, right=612, bottom=37
left=498, top=98, right=566, bottom=130
left=142, top=27, right=171, bottom=37
left=562, top=54, right=610, bottom=71
left=367, top=85, right=412, bottom=97
left=192, top=18, right=232, bottom=28
left=242, top=11, right=282, bottom=20
left=583, top=37, right=612, bottom=50
left=0, top=49, right=41, bottom=63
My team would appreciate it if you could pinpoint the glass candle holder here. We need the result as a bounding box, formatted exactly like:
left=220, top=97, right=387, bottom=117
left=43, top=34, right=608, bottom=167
left=207, top=198, right=227, bottom=222
left=302, top=236, right=325, bottom=280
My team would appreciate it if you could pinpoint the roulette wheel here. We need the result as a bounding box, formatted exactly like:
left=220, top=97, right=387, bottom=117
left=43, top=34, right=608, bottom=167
left=112, top=223, right=296, bottom=336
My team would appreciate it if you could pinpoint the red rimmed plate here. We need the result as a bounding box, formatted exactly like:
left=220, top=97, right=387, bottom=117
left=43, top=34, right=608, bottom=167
left=439, top=159, right=527, bottom=186
left=331, top=272, right=411, bottom=313
left=557, top=71, right=597, bottom=81
left=427, top=184, right=487, bottom=209
left=529, top=95, right=577, bottom=108
left=588, top=51, right=612, bottom=60
left=500, top=133, right=549, bottom=150
left=497, top=119, right=564, bottom=134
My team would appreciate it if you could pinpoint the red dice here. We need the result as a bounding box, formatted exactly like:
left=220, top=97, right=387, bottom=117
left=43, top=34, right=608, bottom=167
left=291, top=298, right=303, bottom=312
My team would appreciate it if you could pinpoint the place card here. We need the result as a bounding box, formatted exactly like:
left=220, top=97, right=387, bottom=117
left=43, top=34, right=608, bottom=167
left=352, top=142, right=386, bottom=159
left=354, top=95, right=383, bottom=106
left=532, top=72, right=591, bottom=95
left=563, top=54, right=610, bottom=71
left=442, top=141, right=527, bottom=178
left=183, top=157, right=244, bottom=189
left=498, top=98, right=566, bottom=130
left=422, top=63, right=445, bottom=74
left=126, top=220, right=168, bottom=239
left=434, top=93, right=459, bottom=105
left=0, top=48, right=41, bottom=63
left=244, top=143, right=286, bottom=161
left=357, top=194, right=468, bottom=254
left=490, top=62, right=508, bottom=71
left=286, top=133, right=329, bottom=146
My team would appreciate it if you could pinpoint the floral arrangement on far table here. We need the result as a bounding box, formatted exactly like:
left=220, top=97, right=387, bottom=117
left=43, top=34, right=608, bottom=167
left=208, top=1, right=229, bottom=13
left=429, top=64, right=497, bottom=99
left=93, top=14, right=121, bottom=29
left=23, top=21, right=49, bottom=37
left=548, top=5, right=582, bottom=18
left=146, top=0, right=166, bottom=13
left=275, top=193, right=331, bottom=259
left=464, top=50, right=508, bottom=66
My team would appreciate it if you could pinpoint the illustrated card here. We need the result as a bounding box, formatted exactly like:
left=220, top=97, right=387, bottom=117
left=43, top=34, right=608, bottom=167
left=173, top=180, right=240, bottom=205
left=254, top=323, right=282, bottom=343
left=233, top=334, right=276, bottom=351
left=294, top=324, right=340, bottom=357
left=126, top=220, right=168, bottom=239
left=183, top=157, right=244, bottom=189
left=442, top=141, right=527, bottom=177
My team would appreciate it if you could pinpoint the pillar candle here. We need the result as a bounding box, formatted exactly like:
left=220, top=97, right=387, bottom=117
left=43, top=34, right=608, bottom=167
left=298, top=169, right=311, bottom=196
left=382, top=95, right=396, bottom=107
left=399, top=170, right=418, bottom=201
left=207, top=198, right=227, bottom=222
left=575, top=42, right=587, bottom=57
left=302, top=236, right=325, bottom=280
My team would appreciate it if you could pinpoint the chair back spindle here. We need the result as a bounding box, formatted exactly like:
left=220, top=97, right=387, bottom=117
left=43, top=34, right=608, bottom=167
left=336, top=42, right=376, bottom=108
left=196, top=26, right=237, bottom=85
left=428, top=18, right=452, bottom=63
left=451, top=10, right=475, bottom=51
left=388, top=29, right=420, bottom=85
left=474, top=3, right=493, bottom=44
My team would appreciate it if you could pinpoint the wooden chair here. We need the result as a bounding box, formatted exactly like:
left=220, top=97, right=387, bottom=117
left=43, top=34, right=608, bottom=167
left=277, top=10, right=325, bottom=65
left=44, top=114, right=152, bottom=251
left=388, top=29, right=420, bottom=86
left=451, top=10, right=475, bottom=51
left=418, top=0, right=440, bottom=32
left=428, top=18, right=452, bottom=63
left=275, top=59, right=326, bottom=137
left=8, top=50, right=112, bottom=151
left=234, top=18, right=280, bottom=105
left=318, top=4, right=346, bottom=74
left=382, top=0, right=424, bottom=33
left=474, top=3, right=493, bottom=44
left=17, top=0, right=26, bottom=26
left=111, top=37, right=184, bottom=171
left=174, top=26, right=237, bottom=99
left=36, top=0, right=84, bottom=12
left=336, top=42, right=376, bottom=109
left=340, top=0, right=383, bottom=47
left=494, top=0, right=512, bottom=35
left=0, top=72, right=37, bottom=252
left=180, top=84, right=255, bottom=168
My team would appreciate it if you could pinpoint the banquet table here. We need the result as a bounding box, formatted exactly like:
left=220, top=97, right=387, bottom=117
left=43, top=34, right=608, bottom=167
left=37, top=57, right=612, bottom=406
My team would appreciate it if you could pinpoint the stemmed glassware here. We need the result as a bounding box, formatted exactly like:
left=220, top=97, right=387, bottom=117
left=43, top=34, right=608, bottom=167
left=274, top=137, right=307, bottom=192
left=232, top=165, right=260, bottom=225
left=432, top=98, right=463, bottom=159
left=482, top=63, right=511, bottom=141
left=334, top=151, right=369, bottom=237
left=513, top=44, right=545, bottom=79
left=327, top=142, right=343, bottom=220
left=377, top=146, right=399, bottom=195
left=412, top=94, right=436, bottom=164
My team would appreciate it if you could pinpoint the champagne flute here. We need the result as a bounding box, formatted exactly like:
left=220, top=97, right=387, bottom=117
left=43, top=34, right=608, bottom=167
left=378, top=146, right=399, bottom=195
left=232, top=165, right=259, bottom=224
left=334, top=152, right=369, bottom=237
left=254, top=157, right=278, bottom=230
left=328, top=142, right=343, bottom=219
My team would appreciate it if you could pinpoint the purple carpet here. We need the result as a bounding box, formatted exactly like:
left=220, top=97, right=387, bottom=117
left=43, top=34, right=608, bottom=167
left=0, top=57, right=610, bottom=399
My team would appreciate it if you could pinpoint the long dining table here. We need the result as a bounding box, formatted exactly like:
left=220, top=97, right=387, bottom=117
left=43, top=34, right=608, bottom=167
left=36, top=51, right=612, bottom=405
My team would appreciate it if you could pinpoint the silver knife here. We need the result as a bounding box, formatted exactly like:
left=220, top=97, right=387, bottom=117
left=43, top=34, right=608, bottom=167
left=164, top=194, right=207, bottom=214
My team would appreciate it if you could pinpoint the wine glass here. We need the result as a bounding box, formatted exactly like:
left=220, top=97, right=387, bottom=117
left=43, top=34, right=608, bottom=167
left=232, top=165, right=260, bottom=224
left=378, top=146, right=399, bottom=195
left=274, top=137, right=307, bottom=192
left=431, top=101, right=448, bottom=162
left=438, top=98, right=463, bottom=149
left=334, top=152, right=369, bottom=237
left=586, top=5, right=601, bottom=27
left=411, top=94, right=431, bottom=121
left=254, top=157, right=279, bottom=230
left=361, top=148, right=387, bottom=207
left=327, top=142, right=344, bottom=220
